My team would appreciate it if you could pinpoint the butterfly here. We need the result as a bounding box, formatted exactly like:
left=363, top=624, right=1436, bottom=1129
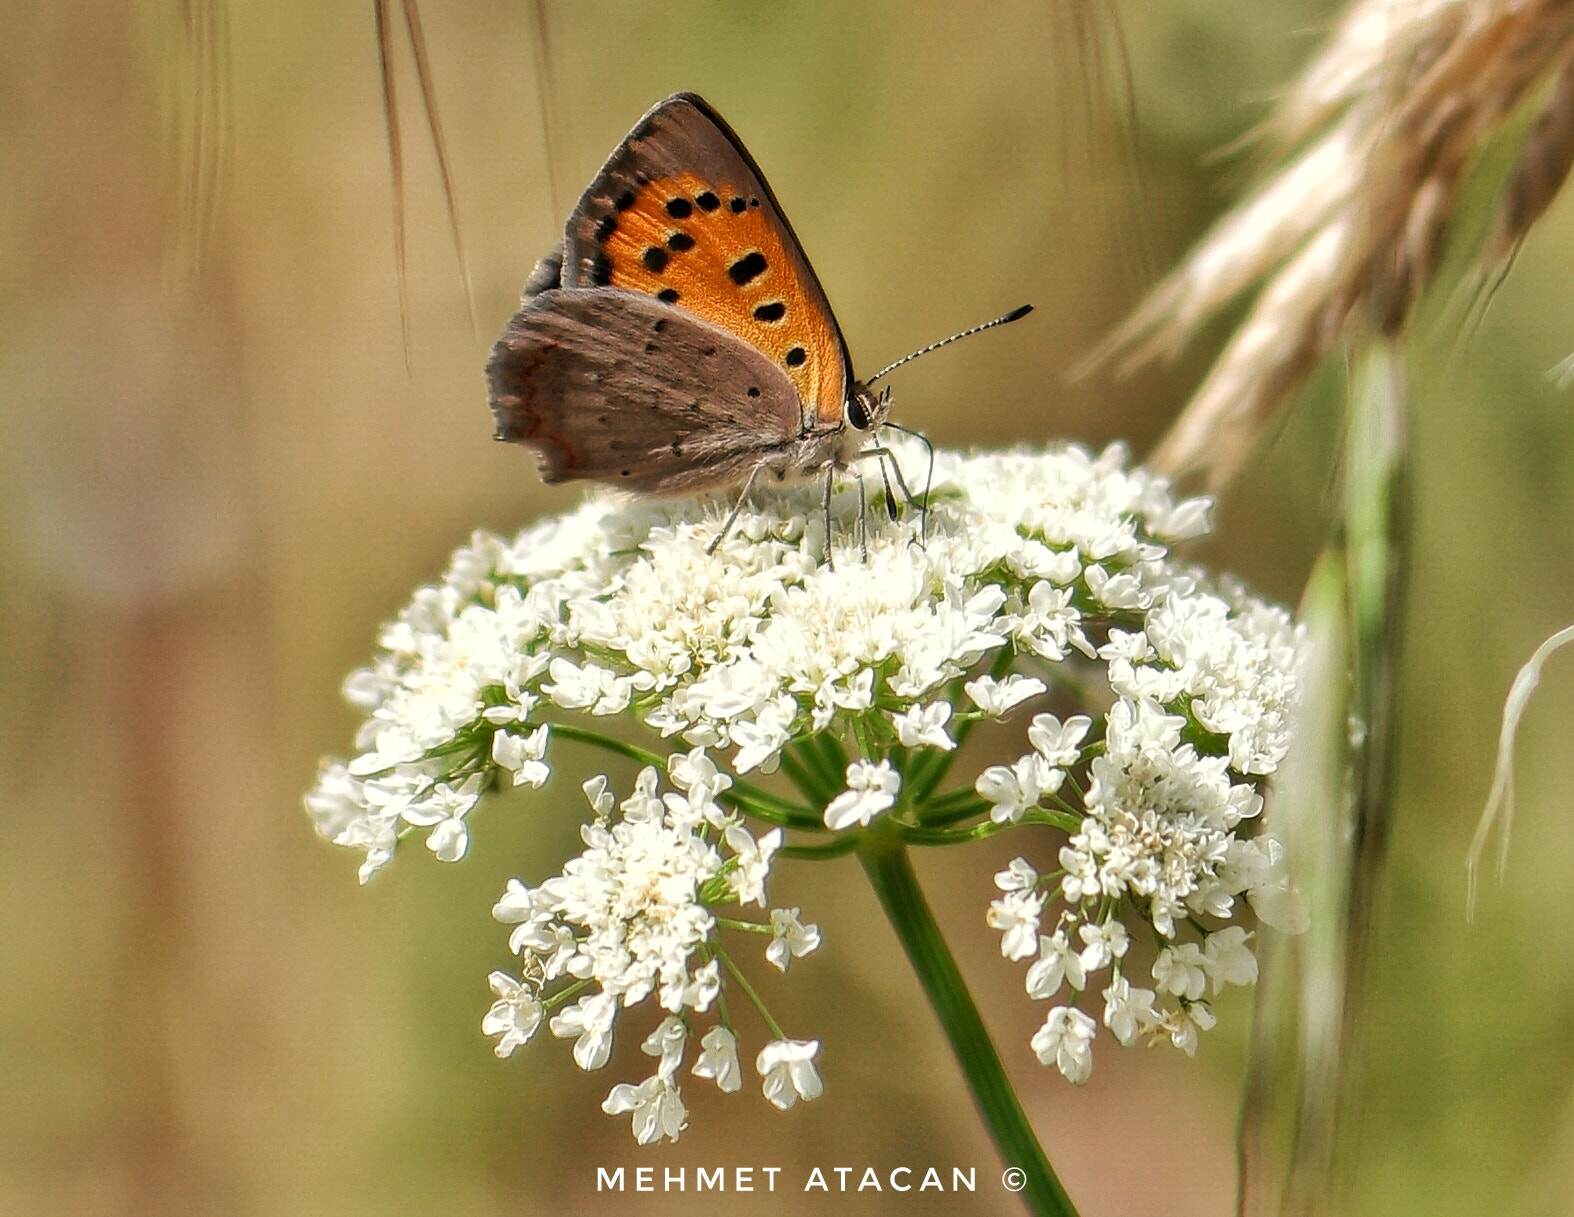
left=486, top=92, right=1029, bottom=548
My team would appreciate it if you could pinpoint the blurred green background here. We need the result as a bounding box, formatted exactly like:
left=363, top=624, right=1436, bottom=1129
left=3, top=1, right=1573, bottom=1214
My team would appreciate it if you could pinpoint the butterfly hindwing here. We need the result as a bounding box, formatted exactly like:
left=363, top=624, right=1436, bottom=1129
left=559, top=93, right=851, bottom=429
left=487, top=287, right=824, bottom=495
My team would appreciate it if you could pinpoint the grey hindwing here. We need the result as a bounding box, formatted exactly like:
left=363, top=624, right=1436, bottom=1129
left=487, top=288, right=812, bottom=495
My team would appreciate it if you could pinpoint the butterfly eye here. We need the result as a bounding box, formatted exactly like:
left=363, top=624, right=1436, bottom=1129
left=847, top=395, right=871, bottom=431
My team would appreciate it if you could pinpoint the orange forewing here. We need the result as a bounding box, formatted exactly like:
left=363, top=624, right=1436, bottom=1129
left=592, top=172, right=846, bottom=427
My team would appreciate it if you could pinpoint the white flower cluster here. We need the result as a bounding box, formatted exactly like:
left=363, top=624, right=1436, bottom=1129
left=484, top=760, right=823, bottom=1143
left=305, top=439, right=1304, bottom=1109
left=306, top=443, right=1216, bottom=875
left=983, top=586, right=1306, bottom=1083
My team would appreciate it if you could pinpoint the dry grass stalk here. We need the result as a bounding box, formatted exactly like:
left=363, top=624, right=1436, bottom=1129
left=1098, top=0, right=1574, bottom=488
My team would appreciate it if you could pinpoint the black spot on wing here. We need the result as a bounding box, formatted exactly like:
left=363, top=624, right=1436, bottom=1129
left=695, top=191, right=720, bottom=212
left=753, top=301, right=786, bottom=322
left=667, top=231, right=695, bottom=252
left=589, top=253, right=613, bottom=286
left=729, top=196, right=747, bottom=213
left=665, top=197, right=692, bottom=219
left=614, top=190, right=636, bottom=211
left=642, top=247, right=669, bottom=273
left=594, top=215, right=617, bottom=242
left=785, top=347, right=806, bottom=367
left=728, top=251, right=768, bottom=286
left=657, top=288, right=680, bottom=304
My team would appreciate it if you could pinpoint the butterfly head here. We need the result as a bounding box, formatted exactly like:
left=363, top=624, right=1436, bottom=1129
left=845, top=382, right=891, bottom=434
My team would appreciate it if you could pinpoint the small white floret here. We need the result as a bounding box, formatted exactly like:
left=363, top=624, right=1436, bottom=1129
left=692, top=1025, right=743, bottom=1093
left=965, top=674, right=1047, bottom=717
left=1031, top=1006, right=1096, bottom=1083
left=767, top=907, right=822, bottom=972
left=481, top=971, right=543, bottom=1058
left=823, top=759, right=900, bottom=831
left=756, top=1039, right=823, bottom=1110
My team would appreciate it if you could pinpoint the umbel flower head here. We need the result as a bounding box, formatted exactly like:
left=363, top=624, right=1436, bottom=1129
left=306, top=440, right=1306, bottom=1137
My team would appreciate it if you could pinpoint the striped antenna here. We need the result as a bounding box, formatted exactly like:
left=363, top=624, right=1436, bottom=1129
left=865, top=304, right=1033, bottom=386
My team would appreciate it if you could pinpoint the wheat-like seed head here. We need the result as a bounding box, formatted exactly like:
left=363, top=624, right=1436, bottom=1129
left=1104, top=0, right=1574, bottom=487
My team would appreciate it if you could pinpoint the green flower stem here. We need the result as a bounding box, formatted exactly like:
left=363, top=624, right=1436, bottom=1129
left=777, top=748, right=823, bottom=803
left=857, top=830, right=1079, bottom=1217
left=896, top=821, right=1012, bottom=846
left=547, top=722, right=821, bottom=829
left=717, top=947, right=786, bottom=1040
left=715, top=916, right=770, bottom=934
left=912, top=786, right=989, bottom=827
left=724, top=786, right=824, bottom=831
left=907, top=651, right=1014, bottom=805
left=777, top=833, right=862, bottom=861
left=809, top=731, right=849, bottom=781
left=542, top=977, right=592, bottom=1011
left=898, top=809, right=1080, bottom=846
left=851, top=715, right=876, bottom=760
left=542, top=721, right=668, bottom=770
left=904, top=746, right=954, bottom=804
left=1026, top=809, right=1084, bottom=833
left=787, top=738, right=841, bottom=803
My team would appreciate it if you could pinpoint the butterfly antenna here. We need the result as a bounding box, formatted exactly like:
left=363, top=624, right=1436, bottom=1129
left=865, top=304, right=1034, bottom=386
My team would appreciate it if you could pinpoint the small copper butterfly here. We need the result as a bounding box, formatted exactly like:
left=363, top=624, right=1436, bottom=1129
left=487, top=92, right=1029, bottom=544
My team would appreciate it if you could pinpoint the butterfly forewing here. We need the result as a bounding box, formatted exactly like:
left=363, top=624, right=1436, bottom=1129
left=561, top=93, right=851, bottom=430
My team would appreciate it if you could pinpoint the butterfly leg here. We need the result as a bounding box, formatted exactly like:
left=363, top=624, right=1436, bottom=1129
left=874, top=451, right=901, bottom=521
left=845, top=462, right=870, bottom=563
left=851, top=442, right=929, bottom=544
left=820, top=461, right=837, bottom=570
left=707, top=458, right=772, bottom=555
left=877, top=424, right=935, bottom=543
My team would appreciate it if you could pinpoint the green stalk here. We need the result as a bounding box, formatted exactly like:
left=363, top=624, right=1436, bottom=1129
left=542, top=721, right=668, bottom=770
left=897, top=821, right=1012, bottom=846
left=778, top=834, right=863, bottom=861
left=907, top=651, right=1015, bottom=805
left=857, top=831, right=1079, bottom=1217
left=547, top=721, right=821, bottom=829
left=787, top=736, right=842, bottom=803
left=1239, top=339, right=1409, bottom=1215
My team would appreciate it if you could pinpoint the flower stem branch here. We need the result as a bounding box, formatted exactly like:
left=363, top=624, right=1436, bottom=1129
left=897, top=820, right=1011, bottom=846
left=907, top=654, right=1014, bottom=805
left=717, top=947, right=786, bottom=1040
left=857, top=831, right=1079, bottom=1217
left=787, top=737, right=842, bottom=803
left=544, top=721, right=668, bottom=770
left=778, top=834, right=863, bottom=861
left=547, top=721, right=822, bottom=828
